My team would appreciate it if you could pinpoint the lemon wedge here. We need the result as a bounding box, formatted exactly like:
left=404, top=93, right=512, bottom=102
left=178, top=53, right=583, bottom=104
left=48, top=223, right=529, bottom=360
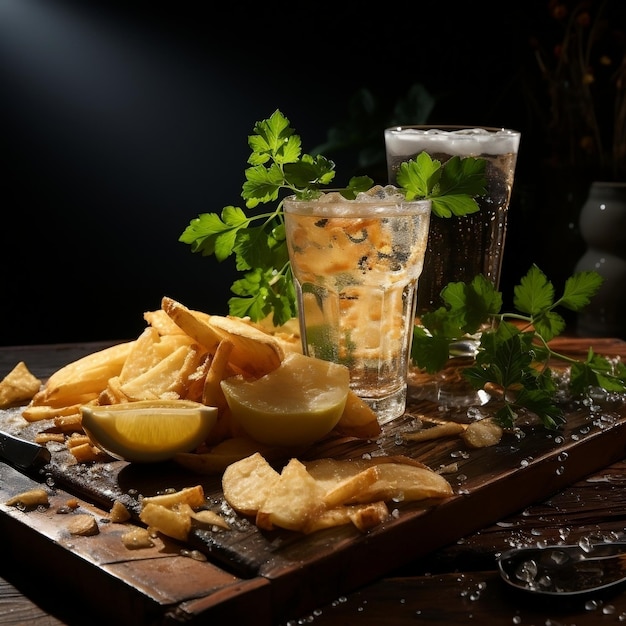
left=80, top=400, right=218, bottom=463
left=220, top=352, right=350, bottom=447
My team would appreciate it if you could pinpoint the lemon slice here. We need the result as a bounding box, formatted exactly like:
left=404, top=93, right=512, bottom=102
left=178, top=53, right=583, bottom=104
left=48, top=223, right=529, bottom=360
left=221, top=352, right=350, bottom=447
left=80, top=400, right=218, bottom=463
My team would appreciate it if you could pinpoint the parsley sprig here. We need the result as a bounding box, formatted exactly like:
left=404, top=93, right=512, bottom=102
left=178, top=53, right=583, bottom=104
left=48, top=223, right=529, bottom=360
left=412, top=265, right=626, bottom=429
left=179, top=109, right=486, bottom=325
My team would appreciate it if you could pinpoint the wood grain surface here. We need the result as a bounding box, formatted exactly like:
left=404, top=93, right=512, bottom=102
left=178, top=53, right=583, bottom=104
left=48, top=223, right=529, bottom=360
left=1, top=338, right=625, bottom=624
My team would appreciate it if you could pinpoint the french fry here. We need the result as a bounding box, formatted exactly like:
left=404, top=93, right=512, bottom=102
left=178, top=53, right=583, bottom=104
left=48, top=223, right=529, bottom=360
left=22, top=402, right=84, bottom=422
left=69, top=442, right=108, bottom=463
left=66, top=514, right=99, bottom=536
left=66, top=433, right=93, bottom=448
left=305, top=456, right=454, bottom=504
left=184, top=353, right=212, bottom=403
left=118, top=327, right=161, bottom=382
left=177, top=503, right=230, bottom=530
left=5, top=488, right=49, bottom=508
left=302, top=506, right=354, bottom=533
left=53, top=413, right=83, bottom=433
left=34, top=432, right=64, bottom=444
left=98, top=375, right=130, bottom=405
left=173, top=344, right=208, bottom=399
left=302, top=501, right=389, bottom=534
left=202, top=340, right=234, bottom=409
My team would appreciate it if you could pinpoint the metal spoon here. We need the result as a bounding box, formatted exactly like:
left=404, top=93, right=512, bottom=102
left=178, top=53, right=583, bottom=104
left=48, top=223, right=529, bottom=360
left=498, top=542, right=626, bottom=596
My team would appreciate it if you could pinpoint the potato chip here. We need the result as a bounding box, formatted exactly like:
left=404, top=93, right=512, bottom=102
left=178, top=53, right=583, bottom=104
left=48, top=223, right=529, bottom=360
left=256, top=458, right=325, bottom=531
left=0, top=361, right=42, bottom=408
left=461, top=418, right=503, bottom=448
left=222, top=452, right=280, bottom=516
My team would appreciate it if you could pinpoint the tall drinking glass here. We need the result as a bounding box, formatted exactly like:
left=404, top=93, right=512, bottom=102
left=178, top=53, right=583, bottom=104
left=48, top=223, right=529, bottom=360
left=284, top=189, right=431, bottom=424
left=384, top=126, right=521, bottom=404
left=385, top=126, right=521, bottom=321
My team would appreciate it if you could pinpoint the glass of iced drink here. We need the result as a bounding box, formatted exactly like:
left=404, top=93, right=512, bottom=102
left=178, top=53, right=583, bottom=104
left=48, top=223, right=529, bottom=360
left=283, top=187, right=431, bottom=424
left=385, top=126, right=521, bottom=350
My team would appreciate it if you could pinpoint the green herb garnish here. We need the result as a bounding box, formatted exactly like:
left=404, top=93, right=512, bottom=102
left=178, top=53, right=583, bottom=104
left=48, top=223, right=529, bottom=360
left=179, top=109, right=486, bottom=326
left=412, top=265, right=626, bottom=429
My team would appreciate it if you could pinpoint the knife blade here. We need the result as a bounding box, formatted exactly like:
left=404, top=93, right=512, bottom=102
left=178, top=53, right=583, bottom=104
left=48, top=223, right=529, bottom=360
left=0, top=430, right=51, bottom=472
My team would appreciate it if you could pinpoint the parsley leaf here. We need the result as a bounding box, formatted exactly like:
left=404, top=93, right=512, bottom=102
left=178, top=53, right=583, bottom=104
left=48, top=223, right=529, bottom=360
left=413, top=264, right=626, bottom=429
left=397, top=153, right=487, bottom=217
left=180, top=109, right=486, bottom=326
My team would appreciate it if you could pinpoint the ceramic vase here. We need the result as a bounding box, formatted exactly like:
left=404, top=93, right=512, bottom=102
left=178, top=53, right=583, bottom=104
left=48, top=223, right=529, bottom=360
left=574, top=181, right=626, bottom=339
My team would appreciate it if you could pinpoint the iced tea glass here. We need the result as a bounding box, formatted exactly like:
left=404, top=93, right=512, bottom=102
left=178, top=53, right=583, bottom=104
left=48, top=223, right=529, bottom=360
left=283, top=189, right=431, bottom=424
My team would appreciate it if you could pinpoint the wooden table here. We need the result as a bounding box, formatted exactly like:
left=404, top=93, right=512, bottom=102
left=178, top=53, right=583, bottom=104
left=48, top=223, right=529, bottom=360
left=2, top=339, right=626, bottom=625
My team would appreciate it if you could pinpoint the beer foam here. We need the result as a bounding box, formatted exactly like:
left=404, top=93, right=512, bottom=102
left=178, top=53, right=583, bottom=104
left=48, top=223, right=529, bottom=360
left=385, top=127, right=521, bottom=157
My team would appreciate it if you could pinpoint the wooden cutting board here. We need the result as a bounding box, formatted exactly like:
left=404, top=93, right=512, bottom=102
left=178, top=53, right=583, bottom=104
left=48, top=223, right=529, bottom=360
left=1, top=337, right=626, bottom=624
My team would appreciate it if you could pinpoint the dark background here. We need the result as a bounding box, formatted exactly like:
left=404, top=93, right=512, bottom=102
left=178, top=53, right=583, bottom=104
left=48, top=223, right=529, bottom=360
left=0, top=0, right=588, bottom=345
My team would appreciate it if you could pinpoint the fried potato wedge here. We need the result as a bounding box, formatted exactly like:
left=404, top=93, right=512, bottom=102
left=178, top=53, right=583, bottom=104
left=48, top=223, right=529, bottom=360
left=143, top=308, right=188, bottom=336
left=305, top=456, right=453, bottom=504
left=33, top=342, right=134, bottom=407
left=322, top=466, right=380, bottom=508
left=119, top=344, right=203, bottom=400
left=207, top=315, right=284, bottom=378
left=162, top=297, right=284, bottom=378
left=161, top=296, right=222, bottom=353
